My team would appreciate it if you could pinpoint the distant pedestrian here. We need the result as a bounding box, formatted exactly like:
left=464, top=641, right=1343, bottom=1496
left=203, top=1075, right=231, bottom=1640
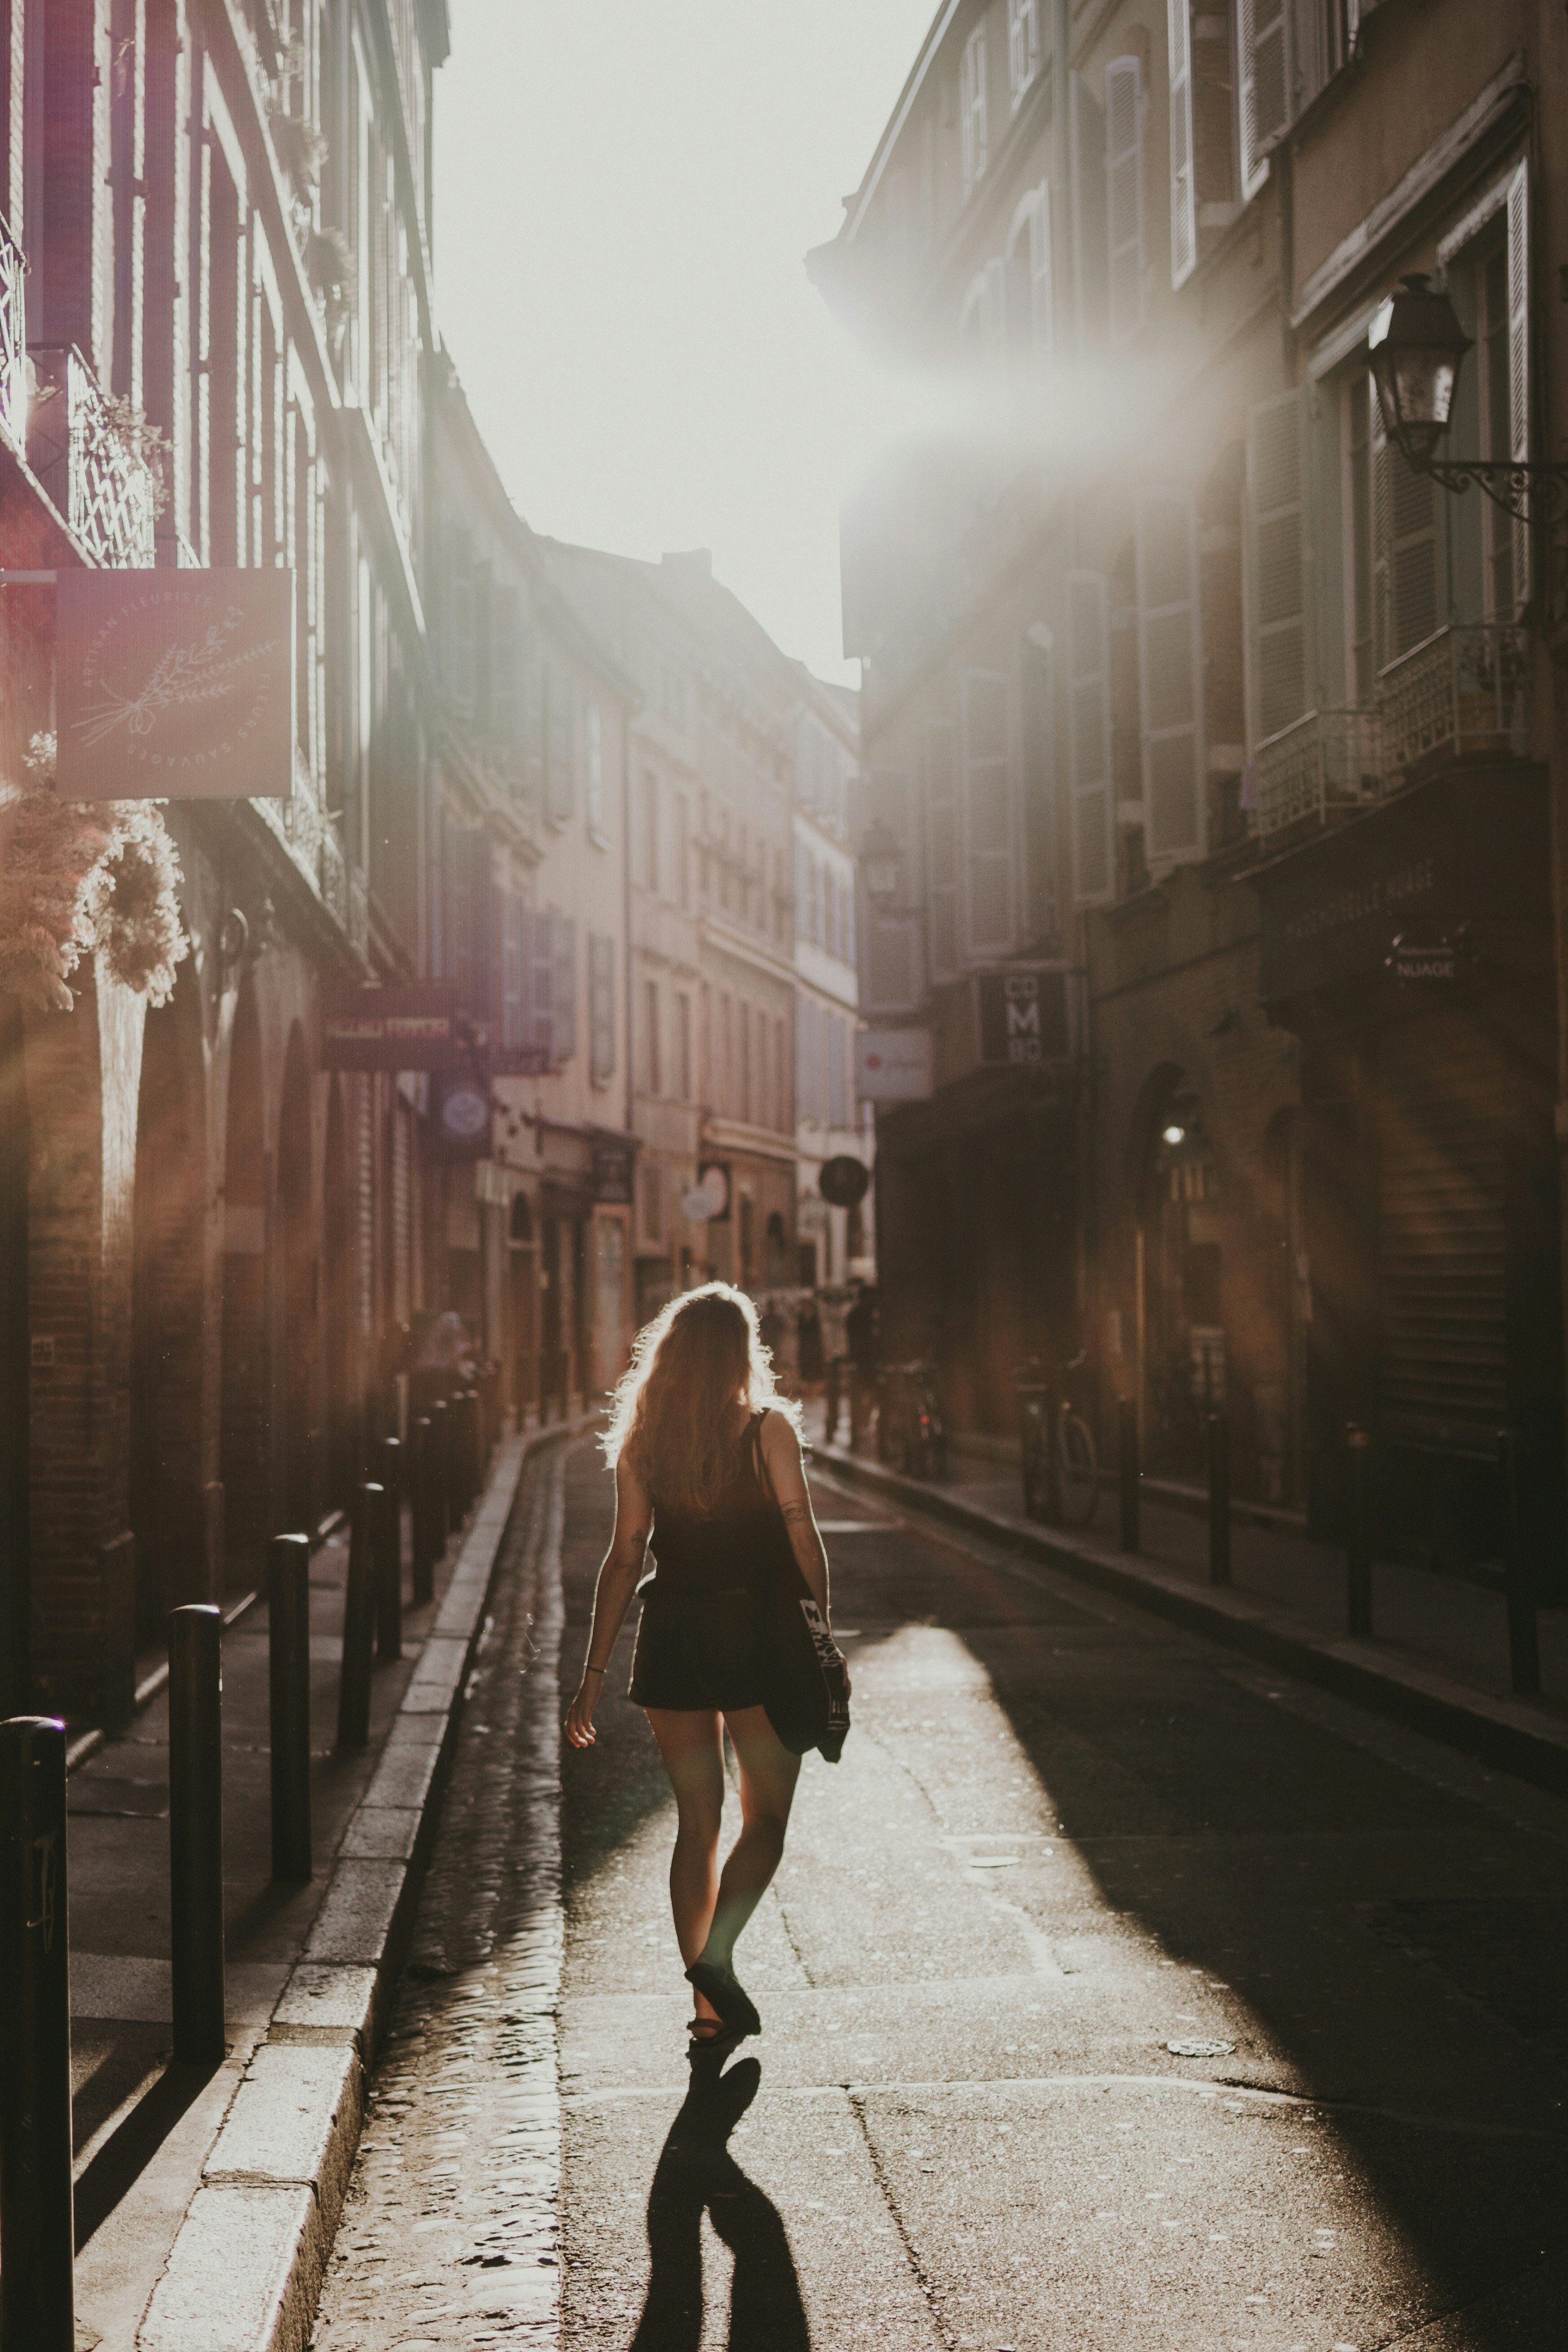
left=796, top=1298, right=825, bottom=1388
left=564, top=1283, right=848, bottom=2051
left=845, top=1283, right=880, bottom=1450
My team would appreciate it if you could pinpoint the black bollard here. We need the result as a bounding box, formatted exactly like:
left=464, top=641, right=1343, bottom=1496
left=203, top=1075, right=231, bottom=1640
left=267, top=1536, right=313, bottom=1885
left=411, top=1415, right=437, bottom=1605
left=1207, top=1414, right=1232, bottom=1587
left=1499, top=1430, right=1539, bottom=1695
left=464, top=1388, right=483, bottom=1506
left=376, top=1437, right=404, bottom=1662
left=1118, top=1396, right=1140, bottom=1554
left=0, top=1716, right=74, bottom=2352
left=430, top=1397, right=452, bottom=1541
left=337, top=1485, right=381, bottom=1751
left=169, top=1605, right=225, bottom=2066
left=1345, top=1425, right=1373, bottom=1638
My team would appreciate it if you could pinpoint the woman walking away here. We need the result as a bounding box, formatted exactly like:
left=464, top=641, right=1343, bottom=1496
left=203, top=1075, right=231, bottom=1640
left=564, top=1284, right=844, bottom=2051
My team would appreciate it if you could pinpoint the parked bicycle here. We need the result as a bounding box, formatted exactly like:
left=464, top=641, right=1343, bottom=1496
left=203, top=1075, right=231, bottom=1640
left=876, top=1359, right=948, bottom=1480
left=1015, top=1353, right=1099, bottom=1527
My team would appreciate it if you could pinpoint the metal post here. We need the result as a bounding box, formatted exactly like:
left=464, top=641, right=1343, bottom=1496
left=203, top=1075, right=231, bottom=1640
left=0, top=1716, right=74, bottom=2352
left=430, top=1396, right=451, bottom=1541
left=1346, top=1425, right=1373, bottom=1639
left=267, top=1536, right=312, bottom=1885
left=169, top=1604, right=225, bottom=2066
left=1499, top=1429, right=1540, bottom=1695
left=1207, top=1414, right=1231, bottom=1587
left=1118, top=1396, right=1140, bottom=1554
left=411, top=1415, right=437, bottom=1605
left=464, top=1388, right=483, bottom=1506
left=375, top=1437, right=404, bottom=1662
left=337, top=1486, right=380, bottom=1751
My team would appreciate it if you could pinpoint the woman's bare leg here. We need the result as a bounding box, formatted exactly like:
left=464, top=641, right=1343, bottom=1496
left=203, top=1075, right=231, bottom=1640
left=645, top=1707, right=726, bottom=2020
left=696, top=1705, right=801, bottom=1973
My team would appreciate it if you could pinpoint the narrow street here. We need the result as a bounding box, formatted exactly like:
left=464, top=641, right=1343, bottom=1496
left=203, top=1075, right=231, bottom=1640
left=314, top=1437, right=1568, bottom=2351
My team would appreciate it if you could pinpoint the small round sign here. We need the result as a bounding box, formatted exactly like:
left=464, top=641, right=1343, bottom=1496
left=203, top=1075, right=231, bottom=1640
left=680, top=1185, right=713, bottom=1224
left=819, top=1155, right=870, bottom=1210
left=440, top=1082, right=490, bottom=1141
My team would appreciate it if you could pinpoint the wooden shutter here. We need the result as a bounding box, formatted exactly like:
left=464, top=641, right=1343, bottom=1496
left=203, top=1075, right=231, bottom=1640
left=1105, top=57, right=1144, bottom=345
left=1169, top=0, right=1196, bottom=289
left=544, top=664, right=575, bottom=822
left=1019, top=630, right=1059, bottom=945
left=963, top=671, right=1015, bottom=956
left=553, top=916, right=577, bottom=1064
left=1070, top=75, right=1107, bottom=348
left=1030, top=183, right=1054, bottom=360
left=1246, top=387, right=1312, bottom=742
left=449, top=827, right=494, bottom=1022
left=1067, top=571, right=1115, bottom=905
left=924, top=717, right=960, bottom=981
left=1506, top=160, right=1530, bottom=610
left=500, top=891, right=527, bottom=1053
left=1239, top=0, right=1288, bottom=200
left=1372, top=388, right=1443, bottom=671
left=527, top=908, right=556, bottom=1058
left=589, top=929, right=615, bottom=1083
left=1137, top=491, right=1205, bottom=863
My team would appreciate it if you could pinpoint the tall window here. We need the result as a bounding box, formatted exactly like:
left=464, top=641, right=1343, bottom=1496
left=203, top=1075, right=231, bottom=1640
left=960, top=25, right=988, bottom=195
left=1478, top=243, right=1515, bottom=619
left=1008, top=0, right=1040, bottom=108
left=644, top=979, right=662, bottom=1095
left=641, top=771, right=660, bottom=892
left=1345, top=376, right=1374, bottom=704
left=676, top=993, right=692, bottom=1101
left=585, top=702, right=605, bottom=835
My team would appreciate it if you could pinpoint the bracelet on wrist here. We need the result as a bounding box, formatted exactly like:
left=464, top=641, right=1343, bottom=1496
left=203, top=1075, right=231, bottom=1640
left=583, top=1664, right=607, bottom=1677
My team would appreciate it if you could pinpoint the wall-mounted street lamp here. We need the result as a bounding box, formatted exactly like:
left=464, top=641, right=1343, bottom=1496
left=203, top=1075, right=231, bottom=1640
left=860, top=819, right=904, bottom=906
left=1368, top=273, right=1568, bottom=548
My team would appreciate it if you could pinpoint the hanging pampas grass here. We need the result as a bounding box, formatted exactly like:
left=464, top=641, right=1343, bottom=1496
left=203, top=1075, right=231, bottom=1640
left=0, top=733, right=190, bottom=1011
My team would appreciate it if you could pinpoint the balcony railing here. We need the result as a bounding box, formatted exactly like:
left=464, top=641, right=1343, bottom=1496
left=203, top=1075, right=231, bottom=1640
left=1378, top=624, right=1530, bottom=778
left=0, top=211, right=24, bottom=451
left=27, top=346, right=158, bottom=568
left=1254, top=708, right=1383, bottom=839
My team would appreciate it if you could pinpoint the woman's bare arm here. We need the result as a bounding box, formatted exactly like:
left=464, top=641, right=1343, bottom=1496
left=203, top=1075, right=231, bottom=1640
left=760, top=1411, right=831, bottom=1616
left=564, top=1452, right=653, bottom=1748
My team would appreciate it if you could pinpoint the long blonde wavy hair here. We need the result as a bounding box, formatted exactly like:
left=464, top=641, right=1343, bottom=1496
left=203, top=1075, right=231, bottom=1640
left=602, top=1282, right=803, bottom=1517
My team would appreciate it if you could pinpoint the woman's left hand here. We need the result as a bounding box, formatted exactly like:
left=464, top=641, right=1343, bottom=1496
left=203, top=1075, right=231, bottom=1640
left=564, top=1676, right=601, bottom=1748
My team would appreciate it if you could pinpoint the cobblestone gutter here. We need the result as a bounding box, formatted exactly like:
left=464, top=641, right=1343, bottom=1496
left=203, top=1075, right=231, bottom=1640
left=136, top=1431, right=575, bottom=2352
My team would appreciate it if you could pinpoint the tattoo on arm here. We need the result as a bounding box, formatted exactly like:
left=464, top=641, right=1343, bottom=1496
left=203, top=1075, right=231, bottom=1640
left=780, top=1500, right=813, bottom=1525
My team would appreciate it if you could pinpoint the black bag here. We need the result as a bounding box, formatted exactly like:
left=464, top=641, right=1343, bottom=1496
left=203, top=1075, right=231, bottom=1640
left=750, top=1426, right=851, bottom=1762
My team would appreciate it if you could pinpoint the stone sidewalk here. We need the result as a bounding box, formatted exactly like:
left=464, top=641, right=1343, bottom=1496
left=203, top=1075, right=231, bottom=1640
left=55, top=1419, right=583, bottom=2352
left=808, top=1413, right=1568, bottom=1797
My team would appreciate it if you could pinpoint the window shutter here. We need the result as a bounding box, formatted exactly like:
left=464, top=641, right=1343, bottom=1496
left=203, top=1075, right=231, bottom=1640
left=1239, top=0, right=1288, bottom=200
left=491, top=584, right=520, bottom=747
left=1137, top=491, right=1205, bottom=863
left=527, top=908, right=556, bottom=1059
left=1371, top=383, right=1443, bottom=670
left=1070, top=75, right=1107, bottom=348
left=1019, top=630, right=1058, bottom=945
left=961, top=26, right=988, bottom=194
left=963, top=670, right=1015, bottom=956
left=449, top=828, right=494, bottom=1022
left=544, top=664, right=575, bottom=822
left=501, top=891, right=527, bottom=1053
left=829, top=1013, right=848, bottom=1128
left=1246, top=387, right=1312, bottom=742
left=553, top=915, right=577, bottom=1065
left=449, top=528, right=474, bottom=712
left=1030, top=184, right=1054, bottom=360
left=1009, top=0, right=1040, bottom=105
left=1507, top=159, right=1530, bottom=610
left=584, top=700, right=605, bottom=832
left=589, top=929, right=615, bottom=1083
left=1105, top=57, right=1145, bottom=345
left=924, top=718, right=960, bottom=982
left=1169, top=0, right=1196, bottom=289
left=1067, top=571, right=1115, bottom=905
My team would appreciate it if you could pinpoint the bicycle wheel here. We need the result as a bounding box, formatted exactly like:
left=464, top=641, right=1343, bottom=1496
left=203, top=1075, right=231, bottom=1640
left=1058, top=1413, right=1100, bottom=1526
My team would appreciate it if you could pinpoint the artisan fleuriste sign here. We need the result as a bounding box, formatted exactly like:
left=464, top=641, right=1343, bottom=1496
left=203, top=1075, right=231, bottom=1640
left=55, top=569, right=295, bottom=800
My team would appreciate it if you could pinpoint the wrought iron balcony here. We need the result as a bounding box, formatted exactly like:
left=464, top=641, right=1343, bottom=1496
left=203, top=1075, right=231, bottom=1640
left=1377, top=623, right=1530, bottom=778
left=27, top=345, right=158, bottom=568
left=0, top=210, right=24, bottom=451
left=1252, top=708, right=1383, bottom=839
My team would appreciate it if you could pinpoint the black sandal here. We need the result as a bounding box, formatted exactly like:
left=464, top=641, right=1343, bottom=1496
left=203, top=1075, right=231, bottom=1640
left=685, top=1959, right=761, bottom=2039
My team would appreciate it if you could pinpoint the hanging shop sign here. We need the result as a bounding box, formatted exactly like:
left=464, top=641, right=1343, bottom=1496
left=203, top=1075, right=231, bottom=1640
left=323, top=983, right=466, bottom=1071
left=974, top=967, right=1072, bottom=1066
left=856, top=1028, right=932, bottom=1102
left=55, top=569, right=295, bottom=801
left=591, top=1138, right=636, bottom=1206
left=433, top=1066, right=493, bottom=1160
left=819, top=1155, right=871, bottom=1210
left=1388, top=931, right=1464, bottom=985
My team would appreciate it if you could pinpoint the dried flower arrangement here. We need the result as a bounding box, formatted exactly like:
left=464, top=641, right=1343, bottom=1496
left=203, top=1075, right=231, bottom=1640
left=0, top=733, right=189, bottom=1012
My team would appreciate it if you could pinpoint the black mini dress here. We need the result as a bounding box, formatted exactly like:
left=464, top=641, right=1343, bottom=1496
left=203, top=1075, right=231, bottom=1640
left=628, top=1413, right=779, bottom=1713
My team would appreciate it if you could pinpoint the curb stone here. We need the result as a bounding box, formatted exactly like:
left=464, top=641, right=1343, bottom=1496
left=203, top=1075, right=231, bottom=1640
left=815, top=1441, right=1568, bottom=1799
left=135, top=1422, right=583, bottom=2352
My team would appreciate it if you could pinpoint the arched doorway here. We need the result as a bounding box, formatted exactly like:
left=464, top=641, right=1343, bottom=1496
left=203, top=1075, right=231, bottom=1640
left=131, top=971, right=209, bottom=1636
left=1140, top=1076, right=1223, bottom=1480
left=277, top=1027, right=316, bottom=1534
left=220, top=981, right=271, bottom=1572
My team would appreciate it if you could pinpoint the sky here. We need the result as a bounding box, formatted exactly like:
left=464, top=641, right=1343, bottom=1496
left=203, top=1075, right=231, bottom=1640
left=432, top=0, right=938, bottom=687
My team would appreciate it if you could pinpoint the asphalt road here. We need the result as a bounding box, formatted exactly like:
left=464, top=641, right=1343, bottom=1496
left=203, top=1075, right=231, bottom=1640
left=317, top=1434, right=1568, bottom=2351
